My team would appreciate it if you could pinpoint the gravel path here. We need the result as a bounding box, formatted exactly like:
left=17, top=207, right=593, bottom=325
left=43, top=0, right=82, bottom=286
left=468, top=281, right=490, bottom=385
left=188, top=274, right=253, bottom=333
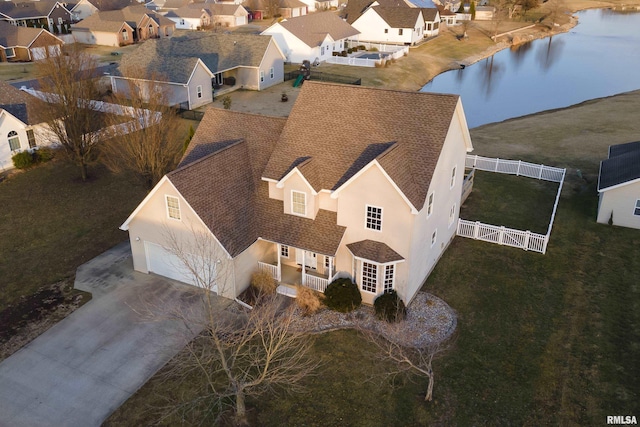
left=291, top=292, right=456, bottom=348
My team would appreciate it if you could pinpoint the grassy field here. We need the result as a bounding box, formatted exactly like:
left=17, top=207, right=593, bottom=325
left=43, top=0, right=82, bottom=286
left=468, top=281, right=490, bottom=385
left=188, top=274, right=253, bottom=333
left=106, top=91, right=640, bottom=425
left=0, top=161, right=148, bottom=312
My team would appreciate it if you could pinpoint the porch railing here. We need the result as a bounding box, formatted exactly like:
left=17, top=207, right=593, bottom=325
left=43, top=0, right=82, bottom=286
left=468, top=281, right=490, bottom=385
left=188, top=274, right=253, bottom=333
left=303, top=274, right=329, bottom=293
left=258, top=261, right=280, bottom=282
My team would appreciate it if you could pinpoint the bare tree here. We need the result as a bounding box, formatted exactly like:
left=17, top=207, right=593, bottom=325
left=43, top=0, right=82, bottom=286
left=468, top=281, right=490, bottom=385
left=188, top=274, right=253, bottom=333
left=153, top=226, right=319, bottom=425
left=101, top=77, right=184, bottom=189
left=359, top=327, right=446, bottom=402
left=491, top=0, right=517, bottom=40
left=36, top=45, right=103, bottom=181
left=545, top=0, right=566, bottom=27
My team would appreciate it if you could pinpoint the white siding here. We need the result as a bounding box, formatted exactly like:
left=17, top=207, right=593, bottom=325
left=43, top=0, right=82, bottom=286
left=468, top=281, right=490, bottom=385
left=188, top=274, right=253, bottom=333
left=352, top=8, right=423, bottom=45
left=597, top=184, right=640, bottom=230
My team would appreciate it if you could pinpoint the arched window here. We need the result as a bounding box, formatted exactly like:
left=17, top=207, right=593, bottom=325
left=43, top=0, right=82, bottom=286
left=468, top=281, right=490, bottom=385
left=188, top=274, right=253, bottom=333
left=8, top=131, right=20, bottom=152
left=148, top=24, right=154, bottom=35
left=121, top=28, right=129, bottom=41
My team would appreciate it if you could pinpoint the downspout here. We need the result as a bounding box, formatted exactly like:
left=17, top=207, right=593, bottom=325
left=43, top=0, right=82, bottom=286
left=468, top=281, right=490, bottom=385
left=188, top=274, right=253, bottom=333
left=185, top=84, right=191, bottom=110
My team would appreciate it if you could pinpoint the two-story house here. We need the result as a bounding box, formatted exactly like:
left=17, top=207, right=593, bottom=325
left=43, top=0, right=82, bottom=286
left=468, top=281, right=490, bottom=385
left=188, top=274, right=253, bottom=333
left=120, top=82, right=473, bottom=304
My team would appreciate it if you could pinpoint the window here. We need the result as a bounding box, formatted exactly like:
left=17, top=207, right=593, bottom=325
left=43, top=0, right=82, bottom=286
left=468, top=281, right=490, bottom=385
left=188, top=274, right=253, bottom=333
left=384, top=28, right=388, bottom=33
left=383, top=264, right=394, bottom=292
left=5, top=48, right=15, bottom=58
left=260, top=71, right=264, bottom=82
left=122, top=28, right=128, bottom=41
left=196, top=85, right=202, bottom=99
left=58, top=17, right=63, bottom=25
left=291, top=190, right=306, bottom=216
left=281, top=245, right=289, bottom=257
left=427, top=23, right=432, bottom=30
left=449, top=203, right=456, bottom=227
left=398, top=29, right=403, bottom=35
left=180, top=18, right=185, bottom=25
left=365, top=205, right=383, bottom=231
left=166, top=195, right=181, bottom=220
left=450, top=166, right=457, bottom=189
left=321, top=46, right=325, bottom=55
left=431, top=229, right=437, bottom=247
left=427, top=192, right=434, bottom=217
left=324, top=256, right=330, bottom=268
left=635, top=200, right=640, bottom=216
left=7, top=131, right=20, bottom=151
left=26, top=129, right=36, bottom=148
left=148, top=24, right=154, bottom=35
left=361, top=262, right=377, bottom=293
left=270, top=67, right=274, bottom=79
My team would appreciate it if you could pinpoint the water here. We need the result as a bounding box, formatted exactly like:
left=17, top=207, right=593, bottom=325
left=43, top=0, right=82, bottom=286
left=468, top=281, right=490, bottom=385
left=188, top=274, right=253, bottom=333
left=421, top=9, right=640, bottom=128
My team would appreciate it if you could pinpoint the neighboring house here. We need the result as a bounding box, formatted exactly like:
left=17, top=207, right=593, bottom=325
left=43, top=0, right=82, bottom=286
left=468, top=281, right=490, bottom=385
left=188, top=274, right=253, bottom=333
left=474, top=5, right=495, bottom=20
left=112, top=32, right=285, bottom=109
left=341, top=0, right=414, bottom=24
left=262, top=12, right=359, bottom=64
left=244, top=0, right=307, bottom=19
left=67, top=0, right=99, bottom=22
left=597, top=141, right=640, bottom=230
left=165, top=5, right=211, bottom=30
left=0, top=0, right=73, bottom=34
left=421, top=7, right=439, bottom=37
left=0, top=21, right=63, bottom=62
left=120, top=82, right=474, bottom=305
left=72, top=5, right=174, bottom=46
left=437, top=5, right=457, bottom=24
left=351, top=6, right=424, bottom=45
left=0, top=82, right=55, bottom=171
left=206, top=3, right=249, bottom=27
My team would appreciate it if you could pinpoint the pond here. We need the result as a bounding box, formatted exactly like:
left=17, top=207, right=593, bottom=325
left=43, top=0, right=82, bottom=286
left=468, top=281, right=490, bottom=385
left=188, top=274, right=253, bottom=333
left=421, top=9, right=640, bottom=128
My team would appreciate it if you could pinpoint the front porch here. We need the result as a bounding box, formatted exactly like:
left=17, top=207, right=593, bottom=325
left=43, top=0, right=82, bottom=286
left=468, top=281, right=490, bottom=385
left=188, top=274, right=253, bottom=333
left=257, top=243, right=335, bottom=294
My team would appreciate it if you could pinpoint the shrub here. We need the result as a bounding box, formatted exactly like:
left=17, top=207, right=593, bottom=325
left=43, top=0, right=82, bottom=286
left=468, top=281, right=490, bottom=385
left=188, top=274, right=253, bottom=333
left=251, top=270, right=277, bottom=296
left=332, top=51, right=339, bottom=56
left=352, top=46, right=358, bottom=52
left=12, top=151, right=35, bottom=169
left=295, top=285, right=324, bottom=315
left=222, top=95, right=232, bottom=110
left=341, top=50, right=347, bottom=57
left=347, top=48, right=353, bottom=54
left=370, top=47, right=378, bottom=52
left=358, top=45, right=366, bottom=50
left=374, top=290, right=407, bottom=322
left=324, top=278, right=361, bottom=313
left=35, top=147, right=54, bottom=163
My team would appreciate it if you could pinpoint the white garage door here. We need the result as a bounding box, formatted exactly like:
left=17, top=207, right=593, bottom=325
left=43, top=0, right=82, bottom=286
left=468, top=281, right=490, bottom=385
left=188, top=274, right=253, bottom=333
left=145, top=241, right=197, bottom=286
left=235, top=16, right=246, bottom=26
left=144, top=241, right=219, bottom=293
left=31, top=47, right=46, bottom=60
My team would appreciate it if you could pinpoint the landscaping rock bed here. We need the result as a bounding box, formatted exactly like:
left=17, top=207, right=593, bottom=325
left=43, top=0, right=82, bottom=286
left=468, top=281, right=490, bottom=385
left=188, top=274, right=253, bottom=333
left=291, top=292, right=456, bottom=348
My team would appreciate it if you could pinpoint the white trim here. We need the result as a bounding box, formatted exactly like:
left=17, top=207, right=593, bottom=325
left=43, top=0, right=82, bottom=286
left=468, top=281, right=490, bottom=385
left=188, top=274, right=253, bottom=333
left=455, top=100, right=474, bottom=153
left=364, top=204, right=383, bottom=232
left=291, top=190, right=307, bottom=217
left=276, top=167, right=318, bottom=195
left=349, top=254, right=405, bottom=266
left=261, top=177, right=279, bottom=183
left=186, top=58, right=215, bottom=84
left=4, top=47, right=15, bottom=58
left=165, top=195, right=181, bottom=220
left=330, top=160, right=418, bottom=214
left=598, top=176, right=640, bottom=192
left=634, top=199, right=640, bottom=216
left=383, top=263, right=395, bottom=292
left=196, top=84, right=203, bottom=99
left=256, top=37, right=286, bottom=71
left=360, top=260, right=378, bottom=294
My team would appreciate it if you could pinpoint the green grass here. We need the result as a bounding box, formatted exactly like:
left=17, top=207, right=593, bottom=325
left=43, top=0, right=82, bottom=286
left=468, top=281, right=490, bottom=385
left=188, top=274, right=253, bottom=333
left=0, top=160, right=147, bottom=311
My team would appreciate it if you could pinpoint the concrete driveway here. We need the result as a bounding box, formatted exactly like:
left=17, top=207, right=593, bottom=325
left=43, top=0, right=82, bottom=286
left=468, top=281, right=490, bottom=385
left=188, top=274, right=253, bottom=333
left=0, top=242, right=210, bottom=427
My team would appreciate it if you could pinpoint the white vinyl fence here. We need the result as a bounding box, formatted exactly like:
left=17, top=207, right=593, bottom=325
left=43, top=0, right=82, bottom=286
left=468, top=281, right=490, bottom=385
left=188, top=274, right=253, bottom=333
left=457, top=155, right=566, bottom=254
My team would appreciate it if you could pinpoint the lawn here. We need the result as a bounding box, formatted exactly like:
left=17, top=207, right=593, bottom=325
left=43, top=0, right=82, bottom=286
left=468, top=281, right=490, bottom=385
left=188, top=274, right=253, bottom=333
left=107, top=91, right=640, bottom=425
left=0, top=160, right=148, bottom=312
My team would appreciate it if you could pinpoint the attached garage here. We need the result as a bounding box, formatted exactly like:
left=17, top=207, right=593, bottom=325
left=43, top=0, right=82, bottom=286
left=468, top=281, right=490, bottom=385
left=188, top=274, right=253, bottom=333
left=235, top=15, right=247, bottom=26
left=144, top=241, right=220, bottom=293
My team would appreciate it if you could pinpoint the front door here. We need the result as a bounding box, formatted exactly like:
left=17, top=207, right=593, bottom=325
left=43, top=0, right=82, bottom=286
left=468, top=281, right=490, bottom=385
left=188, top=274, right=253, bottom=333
left=295, top=249, right=317, bottom=269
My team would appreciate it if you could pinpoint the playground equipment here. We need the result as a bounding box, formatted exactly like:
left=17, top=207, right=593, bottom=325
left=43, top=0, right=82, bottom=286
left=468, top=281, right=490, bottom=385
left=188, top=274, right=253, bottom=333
left=293, top=60, right=312, bottom=87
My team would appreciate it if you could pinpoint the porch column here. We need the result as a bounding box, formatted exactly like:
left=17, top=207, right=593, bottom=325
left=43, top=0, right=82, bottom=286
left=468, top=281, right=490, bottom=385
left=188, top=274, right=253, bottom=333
left=276, top=243, right=281, bottom=281
left=301, top=250, right=306, bottom=286
left=328, top=256, right=333, bottom=280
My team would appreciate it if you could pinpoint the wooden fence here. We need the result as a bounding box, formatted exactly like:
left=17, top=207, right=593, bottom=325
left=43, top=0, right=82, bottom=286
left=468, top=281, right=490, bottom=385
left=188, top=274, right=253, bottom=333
left=457, top=155, right=566, bottom=254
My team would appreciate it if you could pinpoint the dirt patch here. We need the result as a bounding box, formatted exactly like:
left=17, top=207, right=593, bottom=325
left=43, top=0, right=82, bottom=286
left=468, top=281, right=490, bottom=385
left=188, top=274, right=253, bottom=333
left=0, top=280, right=90, bottom=361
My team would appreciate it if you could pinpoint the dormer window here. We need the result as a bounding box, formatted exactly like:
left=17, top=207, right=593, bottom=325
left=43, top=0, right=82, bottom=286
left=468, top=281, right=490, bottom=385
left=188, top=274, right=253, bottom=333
left=291, top=190, right=306, bottom=216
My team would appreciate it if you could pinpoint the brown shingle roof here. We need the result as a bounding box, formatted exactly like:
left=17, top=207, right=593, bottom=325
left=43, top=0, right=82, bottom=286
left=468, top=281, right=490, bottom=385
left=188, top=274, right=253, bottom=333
left=420, top=7, right=438, bottom=20
left=341, top=0, right=412, bottom=24
left=74, top=5, right=172, bottom=31
left=0, top=21, right=59, bottom=49
left=118, top=33, right=275, bottom=83
left=372, top=6, right=422, bottom=28
left=0, top=81, right=48, bottom=125
left=276, top=12, right=359, bottom=48
left=169, top=108, right=346, bottom=257
left=347, top=240, right=404, bottom=263
left=262, top=81, right=460, bottom=210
